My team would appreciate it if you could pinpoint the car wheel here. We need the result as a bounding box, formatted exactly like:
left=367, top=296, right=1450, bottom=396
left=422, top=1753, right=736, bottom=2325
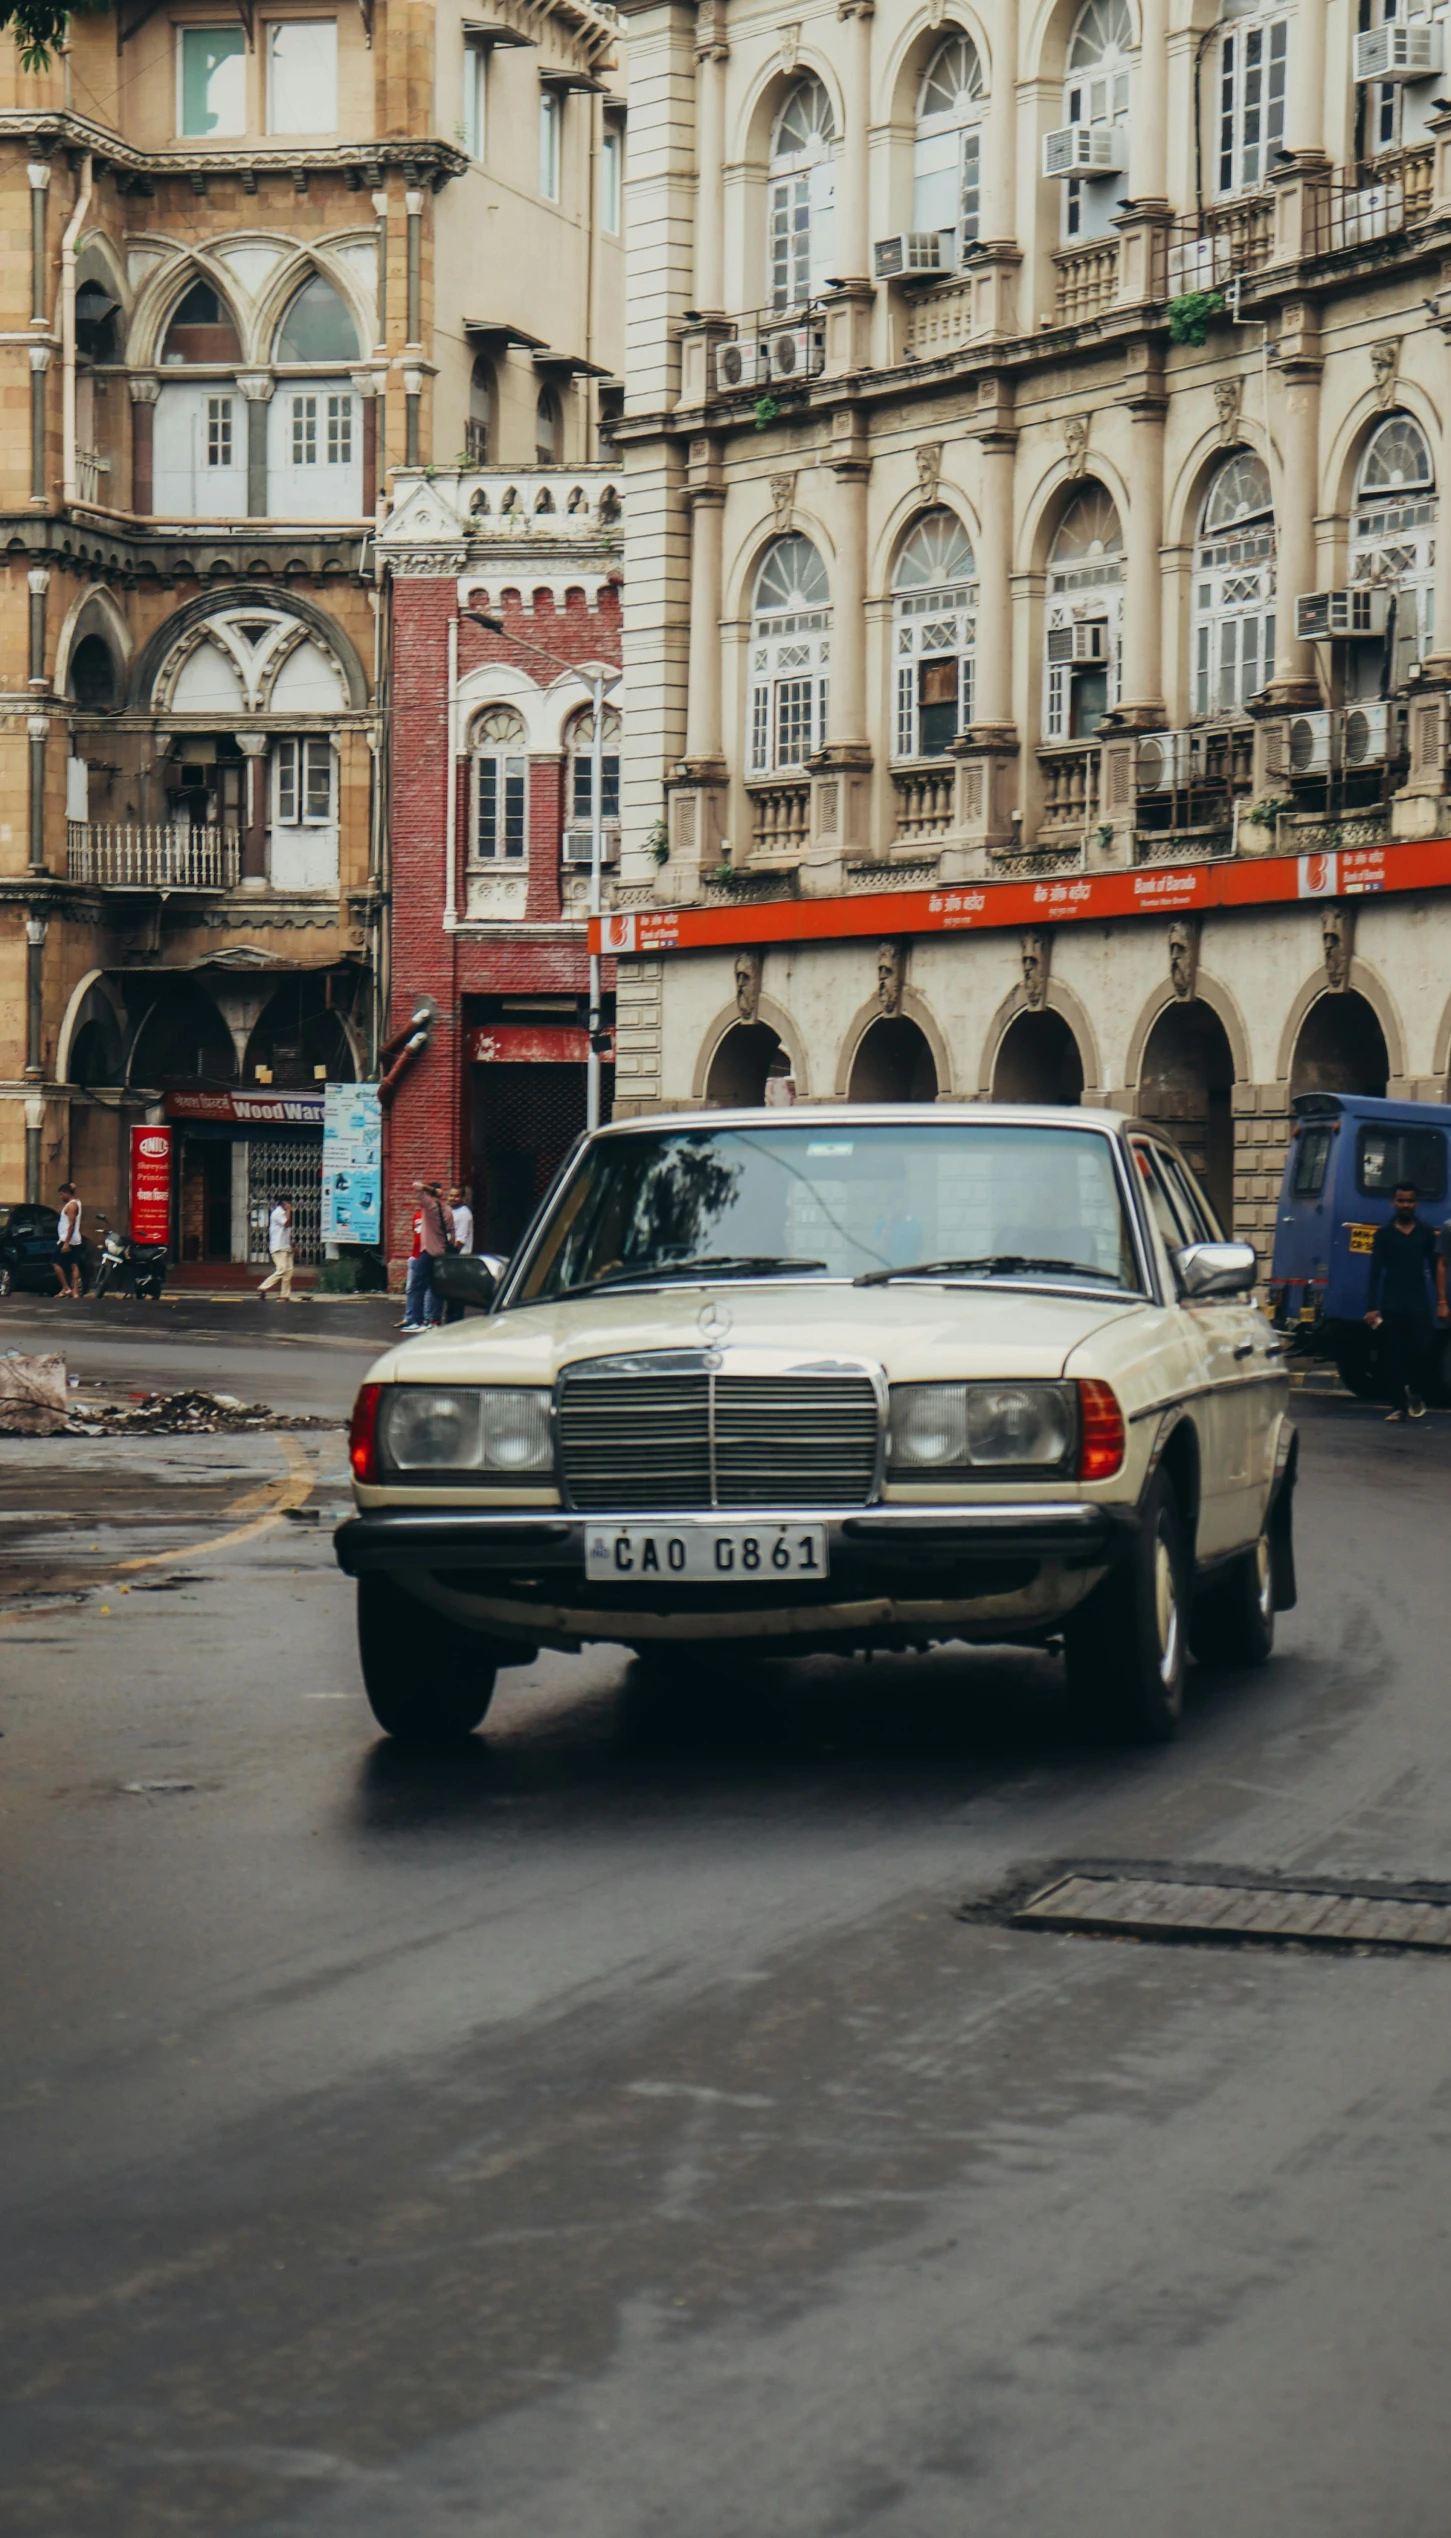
left=1065, top=1469, right=1188, bottom=1743
left=356, top=1574, right=497, bottom=1739
left=1190, top=1532, right=1275, bottom=1669
left=1334, top=1326, right=1379, bottom=1400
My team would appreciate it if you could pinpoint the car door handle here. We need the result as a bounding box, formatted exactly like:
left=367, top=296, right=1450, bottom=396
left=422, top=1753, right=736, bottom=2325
left=1263, top=1341, right=1284, bottom=1357
left=1232, top=1342, right=1255, bottom=1359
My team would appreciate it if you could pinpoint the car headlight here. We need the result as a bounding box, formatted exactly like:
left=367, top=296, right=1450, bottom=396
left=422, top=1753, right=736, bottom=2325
left=889, top=1381, right=1078, bottom=1474
left=379, top=1387, right=552, bottom=1475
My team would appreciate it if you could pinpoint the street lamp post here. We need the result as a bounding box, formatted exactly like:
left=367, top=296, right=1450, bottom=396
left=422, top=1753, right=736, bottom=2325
left=463, top=611, right=617, bottom=1131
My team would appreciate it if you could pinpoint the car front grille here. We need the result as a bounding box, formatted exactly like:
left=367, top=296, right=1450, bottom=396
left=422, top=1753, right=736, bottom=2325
left=556, top=1361, right=880, bottom=1512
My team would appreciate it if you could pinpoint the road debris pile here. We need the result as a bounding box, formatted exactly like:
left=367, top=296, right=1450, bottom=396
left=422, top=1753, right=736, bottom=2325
left=0, top=1353, right=68, bottom=1436
left=0, top=1356, right=336, bottom=1436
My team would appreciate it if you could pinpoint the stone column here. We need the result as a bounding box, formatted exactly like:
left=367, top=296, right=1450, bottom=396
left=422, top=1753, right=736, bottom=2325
left=693, top=5, right=727, bottom=316
left=952, top=395, right=1019, bottom=859
left=1423, top=262, right=1451, bottom=685
left=27, top=162, right=49, bottom=325
left=971, top=0, right=1020, bottom=339
left=1135, top=0, right=1168, bottom=203
left=1284, top=1, right=1325, bottom=158
left=822, top=0, right=875, bottom=375
left=128, top=374, right=158, bottom=513
left=29, top=345, right=50, bottom=503
left=1266, top=307, right=1322, bottom=708
left=403, top=365, right=423, bottom=467
left=808, top=413, right=872, bottom=874
left=25, top=912, right=47, bottom=1086
left=24, top=1093, right=45, bottom=1204
left=28, top=715, right=49, bottom=871
left=353, top=369, right=380, bottom=511
left=1115, top=359, right=1167, bottom=728
left=404, top=189, right=424, bottom=348
left=235, top=732, right=269, bottom=883
left=372, top=189, right=389, bottom=351
left=236, top=372, right=274, bottom=518
left=28, top=567, right=49, bottom=689
left=668, top=439, right=729, bottom=877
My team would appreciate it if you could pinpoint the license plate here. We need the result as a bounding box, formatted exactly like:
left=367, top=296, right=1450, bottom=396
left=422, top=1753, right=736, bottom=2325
left=583, top=1521, right=829, bottom=1584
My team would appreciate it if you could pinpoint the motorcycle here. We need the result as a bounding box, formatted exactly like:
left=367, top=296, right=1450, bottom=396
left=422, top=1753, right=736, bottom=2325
left=93, top=1226, right=168, bottom=1301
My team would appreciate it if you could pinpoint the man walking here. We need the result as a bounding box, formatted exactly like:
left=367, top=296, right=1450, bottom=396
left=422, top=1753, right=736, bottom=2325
left=257, top=1195, right=295, bottom=1300
left=53, top=1184, right=83, bottom=1300
left=1365, top=1180, right=1437, bottom=1420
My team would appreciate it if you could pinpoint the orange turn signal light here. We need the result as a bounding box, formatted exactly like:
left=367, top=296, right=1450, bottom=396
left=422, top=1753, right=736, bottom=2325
left=1076, top=1379, right=1125, bottom=1482
left=349, top=1382, right=383, bottom=1485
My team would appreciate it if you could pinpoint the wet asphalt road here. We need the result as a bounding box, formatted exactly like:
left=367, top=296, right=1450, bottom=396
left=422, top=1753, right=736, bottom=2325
left=2, top=1306, right=1450, bottom=2536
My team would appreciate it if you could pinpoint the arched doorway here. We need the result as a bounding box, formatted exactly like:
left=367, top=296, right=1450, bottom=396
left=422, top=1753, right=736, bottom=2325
left=848, top=1015, right=938, bottom=1101
left=992, top=1009, right=1084, bottom=1104
left=1138, top=1000, right=1236, bottom=1228
left=1290, top=991, right=1389, bottom=1099
left=706, top=1021, right=784, bottom=1106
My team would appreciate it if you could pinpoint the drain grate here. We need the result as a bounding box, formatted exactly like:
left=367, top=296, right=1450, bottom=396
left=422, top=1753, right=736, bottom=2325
left=1010, top=1869, right=1451, bottom=1956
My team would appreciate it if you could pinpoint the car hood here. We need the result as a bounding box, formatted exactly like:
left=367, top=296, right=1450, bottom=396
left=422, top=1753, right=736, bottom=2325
left=365, top=1279, right=1143, bottom=1387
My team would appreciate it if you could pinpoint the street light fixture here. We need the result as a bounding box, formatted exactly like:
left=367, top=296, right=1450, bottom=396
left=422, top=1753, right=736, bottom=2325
left=463, top=609, right=619, bottom=1131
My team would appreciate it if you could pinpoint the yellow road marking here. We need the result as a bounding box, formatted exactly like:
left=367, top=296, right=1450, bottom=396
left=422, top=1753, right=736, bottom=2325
left=116, top=1436, right=317, bottom=1572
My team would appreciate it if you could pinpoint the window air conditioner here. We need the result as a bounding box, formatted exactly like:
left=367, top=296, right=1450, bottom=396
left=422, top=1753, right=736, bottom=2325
left=1042, top=123, right=1124, bottom=179
left=1047, top=620, right=1109, bottom=666
left=713, top=335, right=765, bottom=392
left=764, top=323, right=823, bottom=383
left=1295, top=587, right=1391, bottom=642
left=1135, top=730, right=1197, bottom=793
left=562, top=827, right=620, bottom=866
left=1355, top=21, right=1442, bottom=81
left=1288, top=710, right=1336, bottom=777
left=874, top=231, right=956, bottom=281
left=1342, top=702, right=1402, bottom=769
left=1166, top=235, right=1233, bottom=295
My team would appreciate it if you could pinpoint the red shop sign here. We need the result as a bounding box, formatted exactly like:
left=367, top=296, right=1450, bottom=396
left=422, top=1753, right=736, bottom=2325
left=468, top=1025, right=590, bottom=1065
left=130, top=1125, right=172, bottom=1247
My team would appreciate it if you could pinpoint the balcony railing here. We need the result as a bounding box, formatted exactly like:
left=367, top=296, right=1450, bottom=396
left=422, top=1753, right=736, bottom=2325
left=1037, top=742, right=1102, bottom=839
left=891, top=765, right=957, bottom=844
left=75, top=449, right=110, bottom=507
left=902, top=277, right=974, bottom=361
left=66, top=823, right=241, bottom=889
left=1315, top=146, right=1434, bottom=254
left=747, top=781, right=811, bottom=860
left=1053, top=239, right=1119, bottom=326
left=1167, top=195, right=1274, bottom=292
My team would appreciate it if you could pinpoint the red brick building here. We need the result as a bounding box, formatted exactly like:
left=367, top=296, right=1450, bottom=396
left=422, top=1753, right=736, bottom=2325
left=377, top=466, right=624, bottom=1269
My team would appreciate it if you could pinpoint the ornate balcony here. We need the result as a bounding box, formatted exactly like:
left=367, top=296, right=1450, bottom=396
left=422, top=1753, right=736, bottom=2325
left=66, top=823, right=241, bottom=890
left=747, top=781, right=811, bottom=861
left=75, top=450, right=111, bottom=507
left=891, top=765, right=958, bottom=845
left=901, top=277, right=974, bottom=361
left=1037, top=742, right=1102, bottom=841
left=1052, top=239, right=1120, bottom=326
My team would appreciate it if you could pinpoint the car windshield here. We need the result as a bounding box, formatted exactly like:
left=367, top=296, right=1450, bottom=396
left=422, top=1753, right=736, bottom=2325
left=515, top=1121, right=1141, bottom=1300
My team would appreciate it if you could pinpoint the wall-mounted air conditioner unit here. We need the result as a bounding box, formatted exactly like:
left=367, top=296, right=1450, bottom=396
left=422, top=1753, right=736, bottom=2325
left=562, top=827, right=620, bottom=867
left=1135, top=730, right=1197, bottom=793
left=1355, top=21, right=1442, bottom=81
left=1166, top=235, right=1233, bottom=295
left=1342, top=702, right=1403, bottom=769
left=1295, top=587, right=1391, bottom=641
left=1043, top=123, right=1124, bottom=179
left=1047, top=620, right=1109, bottom=666
left=1288, top=710, right=1336, bottom=777
left=874, top=231, right=955, bottom=281
left=713, top=335, right=764, bottom=392
left=763, top=323, right=824, bottom=384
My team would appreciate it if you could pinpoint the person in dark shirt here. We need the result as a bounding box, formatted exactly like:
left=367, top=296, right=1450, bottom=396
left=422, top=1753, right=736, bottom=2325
left=1365, top=1181, right=1438, bottom=1421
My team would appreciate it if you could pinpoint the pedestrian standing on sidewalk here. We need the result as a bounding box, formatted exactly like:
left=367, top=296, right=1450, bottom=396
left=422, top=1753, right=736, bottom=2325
left=441, top=1185, right=475, bottom=1325
left=401, top=1181, right=452, bottom=1332
left=257, top=1195, right=295, bottom=1300
left=1365, top=1181, right=1437, bottom=1421
left=52, top=1184, right=83, bottom=1300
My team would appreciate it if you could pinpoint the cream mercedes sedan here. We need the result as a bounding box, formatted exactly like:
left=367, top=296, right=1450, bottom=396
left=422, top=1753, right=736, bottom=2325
left=336, top=1106, right=1297, bottom=1746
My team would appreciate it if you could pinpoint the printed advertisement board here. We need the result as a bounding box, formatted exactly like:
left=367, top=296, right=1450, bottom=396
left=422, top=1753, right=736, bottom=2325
left=130, top=1126, right=172, bottom=1247
left=321, top=1085, right=382, bottom=1245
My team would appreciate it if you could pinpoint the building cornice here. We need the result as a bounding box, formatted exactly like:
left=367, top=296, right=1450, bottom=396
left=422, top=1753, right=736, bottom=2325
left=0, top=114, right=468, bottom=193
left=0, top=513, right=373, bottom=587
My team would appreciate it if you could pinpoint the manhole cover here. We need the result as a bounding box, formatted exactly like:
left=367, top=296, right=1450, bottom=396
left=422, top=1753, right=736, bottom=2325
left=1010, top=1869, right=1451, bottom=1956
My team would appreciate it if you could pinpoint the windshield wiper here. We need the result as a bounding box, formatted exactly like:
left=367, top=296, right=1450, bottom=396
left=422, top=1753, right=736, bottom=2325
left=557, top=1254, right=829, bottom=1297
left=854, top=1254, right=1119, bottom=1288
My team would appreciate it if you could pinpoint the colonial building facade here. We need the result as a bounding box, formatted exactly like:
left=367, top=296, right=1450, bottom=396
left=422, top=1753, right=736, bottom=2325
left=0, top=0, right=622, bottom=1269
left=611, top=0, right=1451, bottom=1253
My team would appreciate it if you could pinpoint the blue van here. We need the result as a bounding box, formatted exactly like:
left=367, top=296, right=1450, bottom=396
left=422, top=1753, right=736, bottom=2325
left=1269, top=1092, right=1451, bottom=1395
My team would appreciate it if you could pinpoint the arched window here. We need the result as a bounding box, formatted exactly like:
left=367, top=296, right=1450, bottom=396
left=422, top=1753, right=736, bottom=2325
left=472, top=705, right=528, bottom=859
left=161, top=279, right=242, bottom=366
left=1044, top=486, right=1122, bottom=740
left=749, top=535, right=831, bottom=774
left=1350, top=414, right=1435, bottom=696
left=567, top=703, right=622, bottom=834
left=69, top=633, right=118, bottom=710
left=1062, top=0, right=1133, bottom=240
left=768, top=76, right=837, bottom=310
left=274, top=275, right=359, bottom=363
left=914, top=35, right=985, bottom=252
left=892, top=510, right=977, bottom=760
left=535, top=384, right=562, bottom=464
left=1192, top=450, right=1275, bottom=718
left=468, top=358, right=495, bottom=465
left=1216, top=4, right=1289, bottom=197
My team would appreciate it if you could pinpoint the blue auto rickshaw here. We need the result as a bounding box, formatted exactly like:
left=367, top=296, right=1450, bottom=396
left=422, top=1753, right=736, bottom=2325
left=1268, top=1091, right=1451, bottom=1396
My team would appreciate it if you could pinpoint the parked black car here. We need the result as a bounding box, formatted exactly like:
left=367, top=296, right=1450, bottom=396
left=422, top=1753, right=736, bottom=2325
left=0, top=1203, right=62, bottom=1298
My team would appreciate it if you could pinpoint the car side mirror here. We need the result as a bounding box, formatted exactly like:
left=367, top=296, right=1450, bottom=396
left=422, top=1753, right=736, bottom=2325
left=431, top=1253, right=506, bottom=1312
left=1174, top=1240, right=1258, bottom=1298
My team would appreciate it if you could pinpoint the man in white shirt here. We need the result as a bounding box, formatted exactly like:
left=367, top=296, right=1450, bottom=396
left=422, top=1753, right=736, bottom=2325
left=448, top=1186, right=474, bottom=1253
left=257, top=1195, right=296, bottom=1300
left=53, top=1183, right=84, bottom=1300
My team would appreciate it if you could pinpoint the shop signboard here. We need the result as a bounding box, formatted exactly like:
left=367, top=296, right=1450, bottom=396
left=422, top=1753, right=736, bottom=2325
left=321, top=1084, right=382, bottom=1245
left=130, top=1125, right=172, bottom=1246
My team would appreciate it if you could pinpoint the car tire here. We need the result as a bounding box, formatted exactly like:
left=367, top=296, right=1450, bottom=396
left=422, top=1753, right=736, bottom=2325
left=1190, top=1532, right=1275, bottom=1669
left=356, top=1574, right=497, bottom=1739
left=1333, top=1326, right=1379, bottom=1400
left=1065, top=1469, right=1188, bottom=1743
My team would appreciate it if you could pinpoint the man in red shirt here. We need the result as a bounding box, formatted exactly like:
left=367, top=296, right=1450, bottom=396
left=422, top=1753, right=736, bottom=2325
left=399, top=1180, right=453, bottom=1334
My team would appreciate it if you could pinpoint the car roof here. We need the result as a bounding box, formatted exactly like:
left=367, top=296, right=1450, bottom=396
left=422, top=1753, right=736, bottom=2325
left=590, top=1104, right=1145, bottom=1138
